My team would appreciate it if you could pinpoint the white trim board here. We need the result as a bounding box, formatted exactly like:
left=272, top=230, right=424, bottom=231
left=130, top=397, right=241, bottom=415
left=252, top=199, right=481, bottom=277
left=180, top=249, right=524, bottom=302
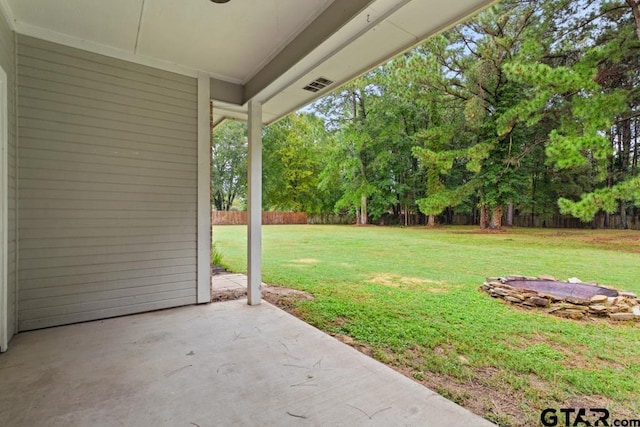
left=0, top=66, right=9, bottom=352
left=0, top=0, right=15, bottom=31
left=196, top=73, right=211, bottom=304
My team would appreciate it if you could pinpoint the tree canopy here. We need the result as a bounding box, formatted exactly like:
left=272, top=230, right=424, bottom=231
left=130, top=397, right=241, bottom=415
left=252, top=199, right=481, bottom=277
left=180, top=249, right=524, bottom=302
left=211, top=0, right=640, bottom=229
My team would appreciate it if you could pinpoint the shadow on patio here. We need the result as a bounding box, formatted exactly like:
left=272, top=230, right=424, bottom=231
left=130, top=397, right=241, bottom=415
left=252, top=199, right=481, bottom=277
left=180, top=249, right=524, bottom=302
left=0, top=292, right=494, bottom=426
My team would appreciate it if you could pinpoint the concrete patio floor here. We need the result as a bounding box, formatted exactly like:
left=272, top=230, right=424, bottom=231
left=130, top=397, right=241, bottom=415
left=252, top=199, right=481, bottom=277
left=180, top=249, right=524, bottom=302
left=0, top=295, right=495, bottom=426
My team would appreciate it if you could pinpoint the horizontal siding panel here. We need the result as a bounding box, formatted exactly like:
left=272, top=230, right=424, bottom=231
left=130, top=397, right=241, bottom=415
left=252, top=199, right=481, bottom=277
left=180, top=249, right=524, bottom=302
left=19, top=257, right=195, bottom=280
left=18, top=208, right=197, bottom=220
left=19, top=273, right=196, bottom=299
left=19, top=146, right=195, bottom=171
left=20, top=188, right=196, bottom=203
left=19, top=77, right=196, bottom=119
left=19, top=289, right=196, bottom=319
left=19, top=200, right=195, bottom=214
left=18, top=157, right=195, bottom=179
left=20, top=289, right=194, bottom=321
left=20, top=265, right=196, bottom=290
left=20, top=281, right=196, bottom=310
left=19, top=226, right=195, bottom=240
left=19, top=106, right=195, bottom=142
left=18, top=65, right=196, bottom=109
left=20, top=127, right=196, bottom=156
left=18, top=297, right=197, bottom=332
left=20, top=249, right=195, bottom=270
left=19, top=217, right=196, bottom=230
left=19, top=168, right=195, bottom=188
left=19, top=117, right=195, bottom=148
left=19, top=234, right=195, bottom=250
left=17, top=57, right=195, bottom=102
left=20, top=86, right=197, bottom=125
left=21, top=241, right=196, bottom=259
left=20, top=95, right=196, bottom=133
left=17, top=36, right=199, bottom=331
left=18, top=48, right=196, bottom=95
left=19, top=179, right=197, bottom=197
left=19, top=35, right=196, bottom=87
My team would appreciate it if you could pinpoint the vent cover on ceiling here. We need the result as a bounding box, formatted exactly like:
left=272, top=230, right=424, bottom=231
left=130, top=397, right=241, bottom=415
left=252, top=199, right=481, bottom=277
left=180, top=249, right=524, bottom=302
left=303, top=77, right=334, bottom=93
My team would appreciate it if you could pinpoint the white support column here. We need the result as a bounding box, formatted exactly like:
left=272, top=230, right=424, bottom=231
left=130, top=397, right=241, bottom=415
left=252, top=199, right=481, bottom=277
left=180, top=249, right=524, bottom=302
left=196, top=73, right=211, bottom=303
left=0, top=67, right=7, bottom=351
left=247, top=100, right=262, bottom=306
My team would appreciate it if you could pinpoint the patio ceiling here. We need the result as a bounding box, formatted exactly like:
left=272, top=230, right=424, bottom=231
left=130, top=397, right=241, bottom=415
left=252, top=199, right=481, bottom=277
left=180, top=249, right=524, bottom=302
left=1, top=0, right=496, bottom=124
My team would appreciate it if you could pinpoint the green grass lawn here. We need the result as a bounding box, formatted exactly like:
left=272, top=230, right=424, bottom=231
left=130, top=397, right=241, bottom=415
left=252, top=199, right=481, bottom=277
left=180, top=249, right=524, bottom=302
left=213, top=225, right=640, bottom=426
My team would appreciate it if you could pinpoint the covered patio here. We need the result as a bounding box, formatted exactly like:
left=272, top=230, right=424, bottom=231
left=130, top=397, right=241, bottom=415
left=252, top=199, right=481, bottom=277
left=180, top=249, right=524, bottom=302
left=0, top=298, right=494, bottom=426
left=0, top=0, right=498, bottom=424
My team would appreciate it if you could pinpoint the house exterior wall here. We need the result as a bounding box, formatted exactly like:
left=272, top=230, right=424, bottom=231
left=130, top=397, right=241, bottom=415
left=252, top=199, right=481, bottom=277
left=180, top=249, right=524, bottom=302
left=0, top=12, right=17, bottom=340
left=17, top=35, right=198, bottom=331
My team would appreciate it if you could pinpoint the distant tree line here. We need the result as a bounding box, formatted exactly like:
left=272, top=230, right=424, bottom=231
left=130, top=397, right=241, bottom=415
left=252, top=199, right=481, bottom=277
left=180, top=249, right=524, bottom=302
left=212, top=0, right=640, bottom=229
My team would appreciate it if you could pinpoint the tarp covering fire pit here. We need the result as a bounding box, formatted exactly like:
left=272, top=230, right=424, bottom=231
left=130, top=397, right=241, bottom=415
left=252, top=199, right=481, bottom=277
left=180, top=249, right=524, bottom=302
left=505, top=279, right=618, bottom=300
left=481, top=276, right=640, bottom=321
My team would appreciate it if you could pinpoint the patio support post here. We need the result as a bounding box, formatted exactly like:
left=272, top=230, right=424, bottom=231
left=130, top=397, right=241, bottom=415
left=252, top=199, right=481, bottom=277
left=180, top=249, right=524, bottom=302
left=197, top=73, right=212, bottom=303
left=247, top=100, right=262, bottom=305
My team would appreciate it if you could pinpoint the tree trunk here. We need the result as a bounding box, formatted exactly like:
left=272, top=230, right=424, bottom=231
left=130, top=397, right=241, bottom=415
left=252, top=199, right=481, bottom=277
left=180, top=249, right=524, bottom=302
left=626, top=0, right=640, bottom=42
left=632, top=118, right=638, bottom=171
left=506, top=202, right=514, bottom=227
left=620, top=200, right=628, bottom=229
left=360, top=194, right=368, bottom=225
left=531, top=171, right=537, bottom=226
left=489, top=205, right=503, bottom=230
left=427, top=214, right=437, bottom=227
left=479, top=205, right=490, bottom=229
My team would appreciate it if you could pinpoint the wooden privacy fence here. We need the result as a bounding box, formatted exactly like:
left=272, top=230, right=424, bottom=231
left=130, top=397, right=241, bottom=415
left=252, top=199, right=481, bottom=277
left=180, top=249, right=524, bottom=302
left=212, top=211, right=308, bottom=225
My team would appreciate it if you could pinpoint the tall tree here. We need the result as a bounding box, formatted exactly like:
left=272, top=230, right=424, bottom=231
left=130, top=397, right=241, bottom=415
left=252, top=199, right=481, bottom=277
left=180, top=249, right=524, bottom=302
left=407, top=0, right=542, bottom=229
left=501, top=0, right=639, bottom=224
left=315, top=80, right=377, bottom=224
left=262, top=113, right=335, bottom=213
left=211, top=120, right=247, bottom=211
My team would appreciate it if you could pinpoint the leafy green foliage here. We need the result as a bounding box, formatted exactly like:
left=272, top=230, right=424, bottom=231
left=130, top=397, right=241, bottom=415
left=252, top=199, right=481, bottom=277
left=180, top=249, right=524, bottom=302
left=211, top=120, right=247, bottom=211
left=502, top=0, right=640, bottom=223
left=216, top=0, right=640, bottom=228
left=211, top=241, right=224, bottom=266
left=262, top=113, right=336, bottom=213
left=559, top=175, right=640, bottom=220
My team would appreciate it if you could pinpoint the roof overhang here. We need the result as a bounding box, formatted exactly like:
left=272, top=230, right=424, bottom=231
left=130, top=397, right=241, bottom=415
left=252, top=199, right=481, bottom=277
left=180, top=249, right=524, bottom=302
left=0, top=0, right=496, bottom=125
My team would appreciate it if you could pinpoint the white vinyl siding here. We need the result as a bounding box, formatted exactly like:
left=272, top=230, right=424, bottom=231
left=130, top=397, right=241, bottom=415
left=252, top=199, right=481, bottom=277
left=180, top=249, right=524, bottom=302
left=0, top=13, right=17, bottom=340
left=17, top=35, right=198, bottom=331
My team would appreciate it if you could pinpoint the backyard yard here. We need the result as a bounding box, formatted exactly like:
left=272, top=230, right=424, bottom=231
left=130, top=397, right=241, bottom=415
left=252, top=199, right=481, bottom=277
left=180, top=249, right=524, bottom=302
left=213, top=225, right=640, bottom=426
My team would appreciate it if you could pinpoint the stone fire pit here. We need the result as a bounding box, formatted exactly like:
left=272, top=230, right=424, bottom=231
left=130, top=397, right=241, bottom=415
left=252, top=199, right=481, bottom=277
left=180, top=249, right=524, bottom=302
left=481, top=276, right=640, bottom=321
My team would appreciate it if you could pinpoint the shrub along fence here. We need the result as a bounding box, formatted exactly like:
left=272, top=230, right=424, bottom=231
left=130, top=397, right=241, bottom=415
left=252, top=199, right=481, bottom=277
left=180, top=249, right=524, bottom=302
left=307, top=213, right=355, bottom=225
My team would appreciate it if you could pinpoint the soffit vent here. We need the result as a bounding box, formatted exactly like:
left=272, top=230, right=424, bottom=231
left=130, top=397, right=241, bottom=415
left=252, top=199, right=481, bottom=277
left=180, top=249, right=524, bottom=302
left=303, top=77, right=334, bottom=93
